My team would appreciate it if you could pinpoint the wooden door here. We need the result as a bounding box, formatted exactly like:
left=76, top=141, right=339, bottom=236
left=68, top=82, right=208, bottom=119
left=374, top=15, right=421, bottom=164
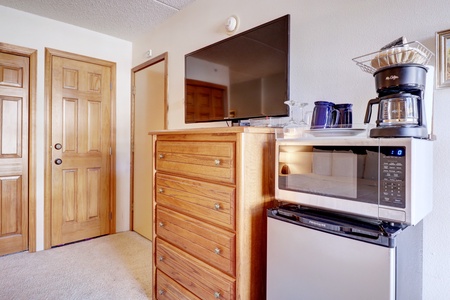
left=131, top=54, right=167, bottom=241
left=50, top=55, right=112, bottom=246
left=0, top=52, right=29, bottom=256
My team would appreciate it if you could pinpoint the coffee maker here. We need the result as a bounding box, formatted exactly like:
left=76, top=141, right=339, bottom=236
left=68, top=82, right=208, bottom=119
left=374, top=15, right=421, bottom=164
left=364, top=63, right=429, bottom=138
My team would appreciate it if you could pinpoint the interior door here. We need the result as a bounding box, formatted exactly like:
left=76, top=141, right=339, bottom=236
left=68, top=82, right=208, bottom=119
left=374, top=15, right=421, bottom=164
left=131, top=54, right=166, bottom=240
left=0, top=52, right=29, bottom=256
left=50, top=54, right=112, bottom=246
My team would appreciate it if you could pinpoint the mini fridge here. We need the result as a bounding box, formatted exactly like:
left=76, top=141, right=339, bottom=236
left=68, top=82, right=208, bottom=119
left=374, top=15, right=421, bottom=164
left=267, top=204, right=423, bottom=300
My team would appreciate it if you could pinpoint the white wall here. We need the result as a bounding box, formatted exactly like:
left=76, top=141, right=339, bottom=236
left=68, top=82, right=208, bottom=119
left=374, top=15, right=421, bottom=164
left=0, top=6, right=132, bottom=250
left=133, top=0, right=450, bottom=298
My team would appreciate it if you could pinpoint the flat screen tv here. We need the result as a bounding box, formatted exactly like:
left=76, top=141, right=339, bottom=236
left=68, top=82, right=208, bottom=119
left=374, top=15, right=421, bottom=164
left=185, top=14, right=290, bottom=124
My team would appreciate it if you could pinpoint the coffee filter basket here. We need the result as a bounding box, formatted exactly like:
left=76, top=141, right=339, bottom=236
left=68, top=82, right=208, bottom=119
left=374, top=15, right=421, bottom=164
left=352, top=41, right=433, bottom=74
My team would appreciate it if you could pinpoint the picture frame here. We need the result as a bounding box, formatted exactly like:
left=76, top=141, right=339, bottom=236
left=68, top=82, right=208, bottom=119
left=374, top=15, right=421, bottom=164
left=436, top=29, right=450, bottom=88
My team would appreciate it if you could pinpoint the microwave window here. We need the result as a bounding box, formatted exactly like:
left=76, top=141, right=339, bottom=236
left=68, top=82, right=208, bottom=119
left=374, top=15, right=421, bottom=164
left=278, top=145, right=378, bottom=204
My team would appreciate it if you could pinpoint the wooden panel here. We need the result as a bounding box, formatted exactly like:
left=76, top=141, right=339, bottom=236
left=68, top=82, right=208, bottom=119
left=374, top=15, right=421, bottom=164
left=87, top=100, right=101, bottom=152
left=156, top=173, right=235, bottom=230
left=63, top=68, right=78, bottom=90
left=156, top=141, right=235, bottom=184
left=0, top=161, right=22, bottom=177
left=235, top=132, right=275, bottom=300
left=0, top=65, right=22, bottom=87
left=1, top=97, right=21, bottom=156
left=0, top=176, right=21, bottom=235
left=157, top=206, right=236, bottom=275
left=157, top=141, right=234, bottom=157
left=156, top=270, right=201, bottom=300
left=88, top=72, right=101, bottom=92
left=63, top=98, right=78, bottom=152
left=151, top=127, right=275, bottom=139
left=87, top=167, right=100, bottom=219
left=156, top=238, right=235, bottom=300
left=62, top=170, right=76, bottom=222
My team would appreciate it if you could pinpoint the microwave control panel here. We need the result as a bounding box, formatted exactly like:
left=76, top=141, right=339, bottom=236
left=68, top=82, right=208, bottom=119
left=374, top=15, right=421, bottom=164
left=380, top=147, right=406, bottom=208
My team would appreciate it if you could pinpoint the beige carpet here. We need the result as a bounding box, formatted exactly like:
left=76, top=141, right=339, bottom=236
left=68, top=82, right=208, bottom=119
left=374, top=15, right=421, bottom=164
left=0, top=231, right=153, bottom=300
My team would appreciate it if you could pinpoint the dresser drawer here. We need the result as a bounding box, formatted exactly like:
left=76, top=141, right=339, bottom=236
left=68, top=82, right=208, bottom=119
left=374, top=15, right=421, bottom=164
left=156, top=173, right=235, bottom=230
left=156, top=270, right=201, bottom=300
left=156, top=141, right=235, bottom=184
left=157, top=206, right=236, bottom=276
left=156, top=238, right=235, bottom=300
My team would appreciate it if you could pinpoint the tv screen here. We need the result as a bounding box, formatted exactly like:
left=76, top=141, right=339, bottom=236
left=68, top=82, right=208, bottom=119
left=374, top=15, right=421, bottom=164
left=185, top=15, right=290, bottom=123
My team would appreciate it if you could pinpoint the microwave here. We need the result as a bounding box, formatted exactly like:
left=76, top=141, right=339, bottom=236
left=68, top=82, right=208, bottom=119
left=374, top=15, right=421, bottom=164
left=275, top=137, right=433, bottom=225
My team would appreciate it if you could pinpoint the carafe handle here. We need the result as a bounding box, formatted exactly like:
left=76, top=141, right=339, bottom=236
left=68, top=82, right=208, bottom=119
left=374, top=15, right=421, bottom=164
left=364, top=98, right=380, bottom=124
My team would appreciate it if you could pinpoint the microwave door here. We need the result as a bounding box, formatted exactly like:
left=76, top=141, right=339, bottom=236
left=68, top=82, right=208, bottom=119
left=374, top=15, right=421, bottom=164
left=277, top=145, right=379, bottom=206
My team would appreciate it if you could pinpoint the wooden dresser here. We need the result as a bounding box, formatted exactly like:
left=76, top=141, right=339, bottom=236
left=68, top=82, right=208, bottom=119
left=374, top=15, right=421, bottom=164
left=150, top=127, right=276, bottom=300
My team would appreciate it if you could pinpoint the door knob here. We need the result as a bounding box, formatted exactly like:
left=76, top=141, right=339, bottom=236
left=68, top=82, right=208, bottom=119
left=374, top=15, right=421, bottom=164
left=54, top=143, right=62, bottom=150
left=54, top=158, right=63, bottom=165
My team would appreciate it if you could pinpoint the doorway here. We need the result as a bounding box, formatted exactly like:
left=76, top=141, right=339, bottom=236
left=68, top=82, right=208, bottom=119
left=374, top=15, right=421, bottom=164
left=130, top=53, right=167, bottom=240
left=0, top=43, right=37, bottom=255
left=44, top=48, right=116, bottom=248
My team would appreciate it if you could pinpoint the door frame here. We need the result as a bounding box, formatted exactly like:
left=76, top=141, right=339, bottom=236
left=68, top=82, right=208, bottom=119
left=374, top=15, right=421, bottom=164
left=130, top=52, right=168, bottom=230
left=44, top=48, right=117, bottom=249
left=0, top=43, right=37, bottom=252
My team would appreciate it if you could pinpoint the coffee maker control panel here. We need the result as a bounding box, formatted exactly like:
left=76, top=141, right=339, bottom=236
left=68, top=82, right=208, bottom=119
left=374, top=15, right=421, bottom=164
left=380, top=147, right=406, bottom=208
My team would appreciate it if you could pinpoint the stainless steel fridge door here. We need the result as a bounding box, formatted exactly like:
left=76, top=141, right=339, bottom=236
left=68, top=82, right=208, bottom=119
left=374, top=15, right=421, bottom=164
left=267, top=217, right=396, bottom=300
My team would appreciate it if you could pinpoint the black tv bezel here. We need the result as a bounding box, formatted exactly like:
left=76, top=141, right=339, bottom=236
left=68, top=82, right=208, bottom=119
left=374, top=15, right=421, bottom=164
left=184, top=14, right=290, bottom=124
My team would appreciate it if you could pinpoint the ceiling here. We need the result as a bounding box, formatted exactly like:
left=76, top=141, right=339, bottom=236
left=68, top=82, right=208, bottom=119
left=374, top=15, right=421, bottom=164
left=0, top=0, right=196, bottom=41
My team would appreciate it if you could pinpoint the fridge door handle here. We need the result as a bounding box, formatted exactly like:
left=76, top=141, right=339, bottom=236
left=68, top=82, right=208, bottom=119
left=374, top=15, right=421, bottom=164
left=298, top=216, right=381, bottom=238
left=298, top=216, right=344, bottom=232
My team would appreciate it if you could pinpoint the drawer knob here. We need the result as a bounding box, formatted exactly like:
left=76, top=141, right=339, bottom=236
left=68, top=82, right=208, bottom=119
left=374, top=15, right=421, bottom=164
left=158, top=289, right=165, bottom=295
left=159, top=153, right=165, bottom=159
left=159, top=256, right=164, bottom=262
left=214, top=159, right=221, bottom=166
left=158, top=188, right=164, bottom=193
left=159, top=222, right=164, bottom=227
left=214, top=203, right=221, bottom=210
left=214, top=247, right=221, bottom=255
left=214, top=291, right=221, bottom=298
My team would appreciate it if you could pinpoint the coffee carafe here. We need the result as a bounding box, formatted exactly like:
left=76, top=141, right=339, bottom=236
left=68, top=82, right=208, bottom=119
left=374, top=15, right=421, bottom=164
left=364, top=63, right=428, bottom=138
